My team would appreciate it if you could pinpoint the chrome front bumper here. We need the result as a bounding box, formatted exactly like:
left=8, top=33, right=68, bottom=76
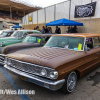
left=4, top=64, right=65, bottom=91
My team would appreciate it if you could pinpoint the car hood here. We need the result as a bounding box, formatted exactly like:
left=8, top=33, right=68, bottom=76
left=7, top=47, right=84, bottom=69
left=2, top=42, right=41, bottom=54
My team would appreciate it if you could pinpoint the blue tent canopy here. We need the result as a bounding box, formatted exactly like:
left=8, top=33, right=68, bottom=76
left=46, top=18, right=83, bottom=26
left=12, top=25, right=22, bottom=28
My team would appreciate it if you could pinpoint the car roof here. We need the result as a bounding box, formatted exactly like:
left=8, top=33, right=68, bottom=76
left=28, top=34, right=55, bottom=37
left=52, top=33, right=100, bottom=37
left=16, top=30, right=41, bottom=32
left=3, top=30, right=14, bottom=32
left=16, top=30, right=33, bottom=31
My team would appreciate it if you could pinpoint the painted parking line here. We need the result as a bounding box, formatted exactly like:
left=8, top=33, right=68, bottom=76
left=0, top=66, right=31, bottom=100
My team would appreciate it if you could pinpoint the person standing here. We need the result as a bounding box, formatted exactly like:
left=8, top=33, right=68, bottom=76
left=41, top=26, right=45, bottom=34
left=72, top=26, right=78, bottom=33
left=70, top=27, right=73, bottom=33
left=58, top=27, right=61, bottom=34
left=66, top=26, right=71, bottom=33
left=36, top=26, right=41, bottom=32
left=55, top=26, right=61, bottom=34
left=15, top=28, right=17, bottom=30
left=45, top=26, right=49, bottom=33
left=49, top=27, right=52, bottom=33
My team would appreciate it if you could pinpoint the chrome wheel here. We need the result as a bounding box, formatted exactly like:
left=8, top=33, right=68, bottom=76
left=67, top=71, right=77, bottom=92
left=61, top=71, right=77, bottom=94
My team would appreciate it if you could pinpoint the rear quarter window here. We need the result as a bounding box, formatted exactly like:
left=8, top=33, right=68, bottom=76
left=93, top=37, right=100, bottom=48
left=26, top=32, right=34, bottom=34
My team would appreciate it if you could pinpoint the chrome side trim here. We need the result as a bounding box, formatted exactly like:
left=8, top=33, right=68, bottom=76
left=83, top=37, right=86, bottom=51
left=4, top=64, right=65, bottom=91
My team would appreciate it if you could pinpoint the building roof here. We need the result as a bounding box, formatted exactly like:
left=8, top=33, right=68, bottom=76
left=0, top=0, right=41, bottom=15
left=53, top=33, right=100, bottom=37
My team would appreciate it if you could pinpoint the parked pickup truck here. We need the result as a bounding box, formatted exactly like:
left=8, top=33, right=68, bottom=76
left=0, top=34, right=52, bottom=65
left=4, top=33, right=100, bottom=94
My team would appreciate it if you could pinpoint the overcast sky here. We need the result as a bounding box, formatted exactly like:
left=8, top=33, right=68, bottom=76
left=21, top=0, right=67, bottom=8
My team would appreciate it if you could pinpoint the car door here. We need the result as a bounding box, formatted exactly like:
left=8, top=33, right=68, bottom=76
left=78, top=37, right=100, bottom=77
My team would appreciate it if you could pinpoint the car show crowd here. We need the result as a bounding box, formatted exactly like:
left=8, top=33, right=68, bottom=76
left=34, top=26, right=61, bottom=34
left=33, top=25, right=78, bottom=34
left=34, top=26, right=53, bottom=34
left=66, top=26, right=78, bottom=33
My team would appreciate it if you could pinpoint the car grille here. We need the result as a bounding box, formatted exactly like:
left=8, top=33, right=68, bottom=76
left=7, top=58, right=52, bottom=78
left=0, top=54, right=5, bottom=65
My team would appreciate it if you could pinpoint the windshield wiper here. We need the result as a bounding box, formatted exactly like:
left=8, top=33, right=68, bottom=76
left=56, top=45, right=64, bottom=48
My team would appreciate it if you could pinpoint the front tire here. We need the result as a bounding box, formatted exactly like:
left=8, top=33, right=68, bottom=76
left=61, top=71, right=77, bottom=94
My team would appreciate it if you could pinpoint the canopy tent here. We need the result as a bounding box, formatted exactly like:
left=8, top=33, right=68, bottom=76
left=12, top=25, right=22, bottom=28
left=46, top=18, right=83, bottom=26
left=46, top=18, right=84, bottom=33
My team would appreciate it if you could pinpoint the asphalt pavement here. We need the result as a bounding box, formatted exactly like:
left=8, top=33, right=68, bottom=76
left=0, top=65, right=100, bottom=100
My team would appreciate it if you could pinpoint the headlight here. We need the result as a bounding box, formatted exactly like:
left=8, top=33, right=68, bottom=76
left=8, top=59, right=11, bottom=66
left=40, top=69, right=47, bottom=76
left=4, top=58, right=12, bottom=66
left=50, top=71, right=58, bottom=79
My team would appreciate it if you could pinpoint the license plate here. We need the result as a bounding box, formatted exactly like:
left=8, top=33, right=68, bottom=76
left=20, top=76, right=27, bottom=81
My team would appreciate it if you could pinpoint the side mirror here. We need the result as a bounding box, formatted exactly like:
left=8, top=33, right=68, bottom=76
left=87, top=47, right=90, bottom=51
left=23, top=33, right=28, bottom=37
left=84, top=46, right=90, bottom=51
left=21, top=36, right=24, bottom=38
left=21, top=34, right=27, bottom=38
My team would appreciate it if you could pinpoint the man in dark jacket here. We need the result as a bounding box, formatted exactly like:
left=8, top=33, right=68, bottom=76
left=45, top=26, right=49, bottom=33
left=72, top=26, right=78, bottom=33
left=55, top=26, right=61, bottom=34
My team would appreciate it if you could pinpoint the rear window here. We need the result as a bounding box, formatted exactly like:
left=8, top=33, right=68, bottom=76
left=11, top=31, right=23, bottom=37
left=23, top=36, right=41, bottom=43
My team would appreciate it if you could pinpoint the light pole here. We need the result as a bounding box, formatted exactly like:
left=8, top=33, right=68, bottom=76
left=10, top=7, right=12, bottom=20
left=69, top=0, right=71, bottom=20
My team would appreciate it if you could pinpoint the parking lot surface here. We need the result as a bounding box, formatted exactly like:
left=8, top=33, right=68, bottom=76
left=0, top=65, right=100, bottom=100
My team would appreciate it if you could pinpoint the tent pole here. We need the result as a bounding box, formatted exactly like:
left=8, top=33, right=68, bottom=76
left=61, top=26, right=62, bottom=34
left=10, top=7, right=12, bottom=20
left=83, top=26, right=85, bottom=33
left=69, top=0, right=71, bottom=20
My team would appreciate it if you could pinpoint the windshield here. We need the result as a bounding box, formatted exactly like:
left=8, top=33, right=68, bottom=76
left=23, top=36, right=42, bottom=43
left=11, top=31, right=23, bottom=37
left=1, top=31, right=8, bottom=36
left=44, top=36, right=85, bottom=51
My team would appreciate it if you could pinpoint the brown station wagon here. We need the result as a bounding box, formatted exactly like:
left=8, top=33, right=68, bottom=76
left=4, top=33, right=100, bottom=94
